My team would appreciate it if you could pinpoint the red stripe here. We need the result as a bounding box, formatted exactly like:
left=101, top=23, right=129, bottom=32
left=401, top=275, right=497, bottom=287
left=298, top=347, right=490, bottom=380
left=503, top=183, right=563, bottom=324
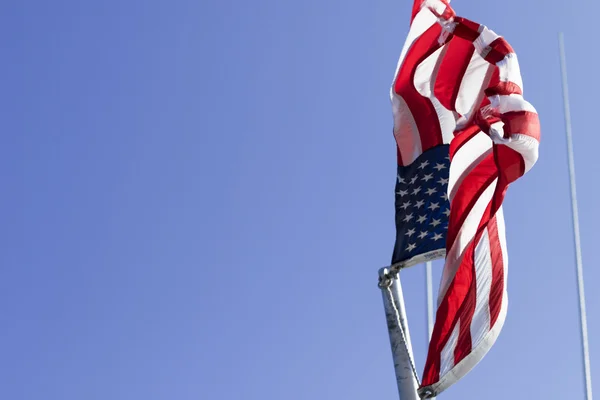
left=475, top=114, right=502, bottom=137
left=487, top=67, right=500, bottom=91
left=485, top=81, right=522, bottom=97
left=484, top=38, right=514, bottom=65
left=453, top=17, right=482, bottom=42
left=453, top=238, right=477, bottom=365
left=434, top=38, right=475, bottom=111
left=495, top=144, right=525, bottom=186
left=393, top=24, right=445, bottom=163
left=422, top=267, right=462, bottom=385
left=502, top=111, right=541, bottom=141
left=487, top=216, right=504, bottom=326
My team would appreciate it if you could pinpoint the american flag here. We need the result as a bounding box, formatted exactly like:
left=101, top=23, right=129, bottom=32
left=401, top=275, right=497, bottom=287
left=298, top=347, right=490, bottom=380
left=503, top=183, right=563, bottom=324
left=389, top=1, right=540, bottom=397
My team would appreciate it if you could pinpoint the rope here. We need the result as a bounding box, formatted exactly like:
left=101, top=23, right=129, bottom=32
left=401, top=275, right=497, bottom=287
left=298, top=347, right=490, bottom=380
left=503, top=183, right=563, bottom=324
left=380, top=274, right=422, bottom=387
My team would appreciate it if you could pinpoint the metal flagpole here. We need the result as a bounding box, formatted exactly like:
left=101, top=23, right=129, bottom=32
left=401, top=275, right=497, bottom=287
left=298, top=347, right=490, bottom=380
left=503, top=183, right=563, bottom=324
left=558, top=32, right=593, bottom=400
left=425, top=261, right=435, bottom=400
left=379, top=267, right=420, bottom=400
left=425, top=261, right=434, bottom=339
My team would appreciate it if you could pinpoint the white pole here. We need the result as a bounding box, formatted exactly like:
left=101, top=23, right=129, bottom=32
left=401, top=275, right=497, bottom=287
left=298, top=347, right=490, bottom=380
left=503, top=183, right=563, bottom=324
left=425, top=261, right=434, bottom=339
left=379, top=268, right=420, bottom=400
left=558, top=32, right=593, bottom=400
left=425, top=261, right=436, bottom=400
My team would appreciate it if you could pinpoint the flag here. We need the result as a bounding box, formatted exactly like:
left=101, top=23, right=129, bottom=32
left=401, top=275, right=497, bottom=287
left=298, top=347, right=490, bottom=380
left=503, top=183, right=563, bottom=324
left=389, top=1, right=540, bottom=397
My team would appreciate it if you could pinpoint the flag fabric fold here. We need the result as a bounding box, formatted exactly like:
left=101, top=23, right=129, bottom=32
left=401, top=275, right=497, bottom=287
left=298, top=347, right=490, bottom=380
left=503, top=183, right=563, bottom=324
left=389, top=1, right=540, bottom=397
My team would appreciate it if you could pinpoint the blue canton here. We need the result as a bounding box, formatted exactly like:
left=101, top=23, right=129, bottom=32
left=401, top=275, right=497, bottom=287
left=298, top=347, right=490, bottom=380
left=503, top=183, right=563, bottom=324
left=391, top=144, right=451, bottom=267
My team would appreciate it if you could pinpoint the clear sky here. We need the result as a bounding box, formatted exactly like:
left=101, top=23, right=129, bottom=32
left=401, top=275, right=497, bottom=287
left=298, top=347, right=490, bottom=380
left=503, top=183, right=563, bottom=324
left=2, top=0, right=598, bottom=399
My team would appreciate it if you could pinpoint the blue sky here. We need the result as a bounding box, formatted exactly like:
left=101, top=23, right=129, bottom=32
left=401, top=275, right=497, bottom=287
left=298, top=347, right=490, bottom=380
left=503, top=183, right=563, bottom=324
left=2, top=0, right=598, bottom=399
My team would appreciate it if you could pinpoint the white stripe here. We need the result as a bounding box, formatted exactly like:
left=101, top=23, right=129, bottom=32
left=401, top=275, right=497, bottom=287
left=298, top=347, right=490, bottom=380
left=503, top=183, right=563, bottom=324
left=415, top=47, right=444, bottom=98
left=473, top=27, right=524, bottom=93
left=455, top=52, right=493, bottom=117
left=440, top=319, right=461, bottom=376
left=393, top=94, right=423, bottom=165
left=448, top=131, right=492, bottom=201
left=434, top=95, right=457, bottom=145
left=474, top=26, right=500, bottom=55
left=470, top=229, right=493, bottom=347
left=506, top=133, right=540, bottom=173
left=495, top=206, right=508, bottom=281
left=489, top=94, right=537, bottom=114
left=489, top=94, right=539, bottom=173
left=438, top=177, right=498, bottom=304
left=497, top=53, right=523, bottom=93
left=423, top=0, right=450, bottom=17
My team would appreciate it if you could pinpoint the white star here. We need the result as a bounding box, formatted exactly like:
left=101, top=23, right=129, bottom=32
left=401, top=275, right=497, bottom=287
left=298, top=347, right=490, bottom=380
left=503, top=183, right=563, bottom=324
left=417, top=215, right=427, bottom=224
left=432, top=233, right=444, bottom=241
left=434, top=163, right=447, bottom=171
left=419, top=231, right=428, bottom=239
left=441, top=193, right=449, bottom=201
left=430, top=218, right=441, bottom=227
left=419, top=160, right=430, bottom=169
left=397, top=189, right=409, bottom=197
left=405, top=228, right=416, bottom=237
left=412, top=187, right=422, bottom=195
left=438, top=177, right=448, bottom=185
left=426, top=187, right=437, bottom=196
left=401, top=201, right=411, bottom=210
left=406, top=243, right=417, bottom=252
left=443, top=208, right=451, bottom=216
left=445, top=155, right=450, bottom=160
left=398, top=175, right=406, bottom=184
left=415, top=200, right=425, bottom=209
left=403, top=213, right=414, bottom=222
left=410, top=176, right=418, bottom=184
left=422, top=173, right=433, bottom=182
left=428, top=202, right=440, bottom=211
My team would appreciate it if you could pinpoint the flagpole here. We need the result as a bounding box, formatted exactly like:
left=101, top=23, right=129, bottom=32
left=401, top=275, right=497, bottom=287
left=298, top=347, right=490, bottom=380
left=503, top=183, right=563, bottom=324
left=558, top=32, right=593, bottom=400
left=425, top=261, right=435, bottom=399
left=425, top=261, right=434, bottom=339
left=379, top=267, right=420, bottom=400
